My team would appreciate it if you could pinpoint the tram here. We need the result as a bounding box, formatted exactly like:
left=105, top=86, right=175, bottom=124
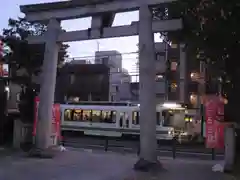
left=61, top=101, right=185, bottom=140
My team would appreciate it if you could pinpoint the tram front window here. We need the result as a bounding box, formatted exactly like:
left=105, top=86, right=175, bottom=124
left=162, top=110, right=173, bottom=126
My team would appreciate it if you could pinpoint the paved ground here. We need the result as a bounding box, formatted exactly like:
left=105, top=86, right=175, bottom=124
left=0, top=148, right=235, bottom=180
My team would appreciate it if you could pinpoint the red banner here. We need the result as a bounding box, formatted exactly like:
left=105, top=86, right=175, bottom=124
left=33, top=97, right=61, bottom=140
left=205, top=95, right=225, bottom=149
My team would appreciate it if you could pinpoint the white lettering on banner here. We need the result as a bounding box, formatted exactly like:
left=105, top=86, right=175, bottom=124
left=207, top=126, right=213, bottom=132
left=51, top=106, right=57, bottom=134
left=207, top=134, right=215, bottom=142
left=207, top=117, right=213, bottom=124
left=205, top=96, right=218, bottom=148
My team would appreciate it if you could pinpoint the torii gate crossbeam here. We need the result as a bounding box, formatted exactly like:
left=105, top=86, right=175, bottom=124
left=21, top=0, right=178, bottom=21
left=27, top=19, right=182, bottom=43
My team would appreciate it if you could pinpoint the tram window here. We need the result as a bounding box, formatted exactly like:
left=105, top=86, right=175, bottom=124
left=64, top=109, right=116, bottom=123
left=162, top=110, right=173, bottom=126
left=64, top=110, right=72, bottom=121
left=64, top=109, right=77, bottom=121
left=73, top=109, right=83, bottom=121
left=92, top=110, right=101, bottom=122
left=132, top=111, right=139, bottom=125
left=82, top=110, right=91, bottom=121
left=101, top=110, right=116, bottom=123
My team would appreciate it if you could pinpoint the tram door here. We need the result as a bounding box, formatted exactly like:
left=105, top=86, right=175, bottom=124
left=119, top=112, right=129, bottom=129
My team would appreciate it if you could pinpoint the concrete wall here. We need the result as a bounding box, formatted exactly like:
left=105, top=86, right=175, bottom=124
left=109, top=71, right=131, bottom=101
left=95, top=50, right=132, bottom=101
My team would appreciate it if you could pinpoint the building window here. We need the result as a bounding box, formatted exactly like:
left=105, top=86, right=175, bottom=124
left=171, top=44, right=178, bottom=49
left=156, top=52, right=164, bottom=61
left=170, top=62, right=178, bottom=71
left=190, top=72, right=204, bottom=83
left=190, top=94, right=197, bottom=106
left=102, top=57, right=109, bottom=65
left=155, top=74, right=164, bottom=81
left=170, top=82, right=177, bottom=92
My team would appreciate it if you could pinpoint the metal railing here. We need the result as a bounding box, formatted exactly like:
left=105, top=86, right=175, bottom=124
left=62, top=133, right=223, bottom=160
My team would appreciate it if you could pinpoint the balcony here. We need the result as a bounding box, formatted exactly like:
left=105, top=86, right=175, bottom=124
left=155, top=59, right=166, bottom=73
left=155, top=81, right=165, bottom=94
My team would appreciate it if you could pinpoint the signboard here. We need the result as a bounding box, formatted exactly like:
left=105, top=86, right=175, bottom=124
left=204, top=95, right=225, bottom=149
left=205, top=96, right=217, bottom=148
left=0, top=64, right=9, bottom=77
left=0, top=40, right=12, bottom=58
left=33, top=97, right=61, bottom=144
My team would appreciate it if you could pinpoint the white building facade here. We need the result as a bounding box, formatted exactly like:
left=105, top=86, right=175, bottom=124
left=95, top=51, right=131, bottom=101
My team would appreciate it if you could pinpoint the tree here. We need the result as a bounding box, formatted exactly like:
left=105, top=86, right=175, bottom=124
left=2, top=17, right=69, bottom=80
left=154, top=0, right=240, bottom=122
left=1, top=18, right=69, bottom=124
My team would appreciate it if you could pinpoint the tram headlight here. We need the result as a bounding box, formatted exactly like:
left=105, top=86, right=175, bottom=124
left=5, top=86, right=9, bottom=92
left=168, top=129, right=174, bottom=135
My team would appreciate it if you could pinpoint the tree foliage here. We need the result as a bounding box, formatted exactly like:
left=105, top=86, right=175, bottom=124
left=1, top=18, right=69, bottom=123
left=2, top=17, right=69, bottom=79
left=156, top=1, right=239, bottom=73
left=154, top=0, right=240, bottom=121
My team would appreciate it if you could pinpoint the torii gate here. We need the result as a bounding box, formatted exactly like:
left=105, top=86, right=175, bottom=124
left=20, top=0, right=182, bottom=170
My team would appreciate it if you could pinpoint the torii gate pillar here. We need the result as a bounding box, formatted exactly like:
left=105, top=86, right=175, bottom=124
left=134, top=4, right=160, bottom=171
left=33, top=19, right=61, bottom=156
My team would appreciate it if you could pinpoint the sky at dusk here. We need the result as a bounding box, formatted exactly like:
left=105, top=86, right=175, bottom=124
left=1, top=0, right=162, bottom=73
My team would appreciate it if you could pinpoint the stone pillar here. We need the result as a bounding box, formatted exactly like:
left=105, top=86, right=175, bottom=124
left=91, top=16, right=103, bottom=38
left=35, top=19, right=60, bottom=151
left=91, top=13, right=115, bottom=38
left=13, top=119, right=23, bottom=149
left=134, top=4, right=159, bottom=171
left=224, top=126, right=236, bottom=172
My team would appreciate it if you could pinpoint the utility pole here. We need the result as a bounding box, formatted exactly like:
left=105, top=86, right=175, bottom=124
left=199, top=59, right=206, bottom=138
left=164, top=37, right=169, bottom=101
